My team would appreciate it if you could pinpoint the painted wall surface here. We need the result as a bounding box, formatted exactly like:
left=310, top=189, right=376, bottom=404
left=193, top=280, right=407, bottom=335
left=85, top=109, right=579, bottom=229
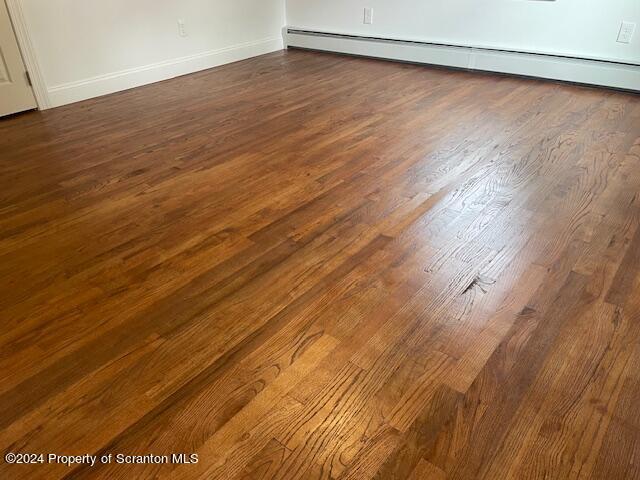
left=286, top=0, right=640, bottom=64
left=21, top=0, right=286, bottom=89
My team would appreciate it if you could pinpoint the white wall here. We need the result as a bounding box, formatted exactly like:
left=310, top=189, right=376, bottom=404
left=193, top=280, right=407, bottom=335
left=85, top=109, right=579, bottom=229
left=286, top=0, right=640, bottom=64
left=17, top=0, right=640, bottom=108
left=20, top=0, right=286, bottom=107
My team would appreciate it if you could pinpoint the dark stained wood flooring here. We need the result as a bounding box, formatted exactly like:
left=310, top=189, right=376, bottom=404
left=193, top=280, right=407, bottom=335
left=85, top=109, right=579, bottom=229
left=1, top=49, right=639, bottom=480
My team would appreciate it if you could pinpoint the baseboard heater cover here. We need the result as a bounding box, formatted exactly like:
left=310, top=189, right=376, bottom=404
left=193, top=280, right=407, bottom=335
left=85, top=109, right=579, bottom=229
left=285, top=28, right=640, bottom=92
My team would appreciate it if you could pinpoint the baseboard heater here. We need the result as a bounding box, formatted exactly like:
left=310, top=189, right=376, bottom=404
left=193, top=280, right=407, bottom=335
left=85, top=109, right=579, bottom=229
left=285, top=28, right=640, bottom=92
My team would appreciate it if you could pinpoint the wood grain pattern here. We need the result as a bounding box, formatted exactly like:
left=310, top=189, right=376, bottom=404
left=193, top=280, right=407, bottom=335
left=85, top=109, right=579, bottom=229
left=1, top=49, right=639, bottom=479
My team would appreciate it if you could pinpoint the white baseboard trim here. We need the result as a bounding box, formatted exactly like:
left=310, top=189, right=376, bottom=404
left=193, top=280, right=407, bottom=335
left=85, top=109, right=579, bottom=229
left=47, top=37, right=284, bottom=108
left=285, top=29, right=640, bottom=92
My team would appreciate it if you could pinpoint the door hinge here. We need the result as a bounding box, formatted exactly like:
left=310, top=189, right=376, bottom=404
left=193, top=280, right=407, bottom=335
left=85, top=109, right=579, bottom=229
left=25, top=71, right=32, bottom=86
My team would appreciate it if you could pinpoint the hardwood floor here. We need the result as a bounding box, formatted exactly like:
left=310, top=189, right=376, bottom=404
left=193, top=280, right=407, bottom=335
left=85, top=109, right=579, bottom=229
left=1, top=49, right=639, bottom=480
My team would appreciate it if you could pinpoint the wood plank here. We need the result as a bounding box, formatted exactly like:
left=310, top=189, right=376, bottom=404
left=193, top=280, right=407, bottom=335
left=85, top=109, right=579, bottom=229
left=0, top=49, right=638, bottom=480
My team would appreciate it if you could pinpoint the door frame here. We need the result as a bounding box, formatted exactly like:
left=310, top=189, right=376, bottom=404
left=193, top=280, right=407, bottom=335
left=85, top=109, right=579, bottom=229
left=4, top=0, right=49, bottom=109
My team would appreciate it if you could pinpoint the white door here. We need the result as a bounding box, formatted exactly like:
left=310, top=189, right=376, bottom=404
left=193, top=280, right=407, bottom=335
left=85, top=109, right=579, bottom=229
left=0, top=0, right=36, bottom=116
